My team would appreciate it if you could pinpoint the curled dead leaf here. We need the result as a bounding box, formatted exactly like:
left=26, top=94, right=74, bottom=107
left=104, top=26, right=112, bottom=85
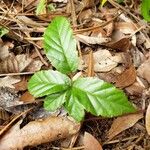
left=107, top=38, right=131, bottom=52
left=0, top=55, right=19, bottom=73
left=20, top=91, right=35, bottom=103
left=114, top=65, right=136, bottom=88
left=108, top=113, right=143, bottom=140
left=83, top=132, right=103, bottom=150
left=0, top=116, right=80, bottom=150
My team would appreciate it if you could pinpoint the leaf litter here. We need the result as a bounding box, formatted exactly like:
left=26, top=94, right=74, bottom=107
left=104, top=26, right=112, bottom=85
left=0, top=0, right=150, bottom=149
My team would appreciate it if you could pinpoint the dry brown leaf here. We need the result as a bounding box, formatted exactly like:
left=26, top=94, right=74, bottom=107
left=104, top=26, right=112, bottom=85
left=0, top=41, right=13, bottom=60
left=101, top=8, right=115, bottom=36
left=83, top=132, right=103, bottom=150
left=93, top=49, right=123, bottom=72
left=0, top=87, right=21, bottom=109
left=25, top=60, right=43, bottom=72
left=114, top=65, right=136, bottom=88
left=125, top=81, right=144, bottom=96
left=107, top=38, right=131, bottom=52
left=14, top=77, right=28, bottom=91
left=20, top=91, right=35, bottom=103
left=0, top=116, right=80, bottom=150
left=0, top=55, right=19, bottom=73
left=0, top=76, right=21, bottom=88
left=76, top=34, right=111, bottom=45
left=78, top=9, right=92, bottom=24
left=108, top=113, right=143, bottom=140
left=115, top=22, right=136, bottom=34
left=146, top=103, right=150, bottom=135
left=137, top=58, right=150, bottom=83
left=16, top=54, right=33, bottom=72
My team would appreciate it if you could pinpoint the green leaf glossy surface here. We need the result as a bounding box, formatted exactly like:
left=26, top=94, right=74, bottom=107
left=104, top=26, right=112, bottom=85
left=141, top=0, right=150, bottom=22
left=44, top=16, right=79, bottom=74
left=28, top=70, right=71, bottom=97
left=64, top=90, right=85, bottom=122
left=44, top=92, right=66, bottom=111
left=71, top=77, right=136, bottom=118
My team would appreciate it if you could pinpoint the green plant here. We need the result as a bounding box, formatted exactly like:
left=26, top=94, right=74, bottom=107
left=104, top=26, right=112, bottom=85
left=36, top=0, right=47, bottom=15
left=28, top=16, right=136, bottom=122
left=0, top=26, right=9, bottom=37
left=141, top=0, right=150, bottom=22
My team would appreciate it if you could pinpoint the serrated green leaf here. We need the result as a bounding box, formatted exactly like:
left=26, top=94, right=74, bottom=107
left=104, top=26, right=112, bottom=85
left=28, top=70, right=71, bottom=97
left=72, top=77, right=136, bottom=117
left=141, top=0, right=150, bottom=22
left=36, top=0, right=47, bottom=15
left=64, top=90, right=85, bottom=122
left=44, top=92, right=66, bottom=111
left=44, top=16, right=79, bottom=74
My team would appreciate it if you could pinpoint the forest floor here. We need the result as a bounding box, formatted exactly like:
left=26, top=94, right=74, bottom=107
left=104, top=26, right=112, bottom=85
left=0, top=0, right=150, bottom=150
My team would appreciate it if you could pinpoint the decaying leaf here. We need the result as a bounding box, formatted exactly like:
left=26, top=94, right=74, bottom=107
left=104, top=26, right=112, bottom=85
left=0, top=116, right=80, bottom=150
left=16, top=54, right=33, bottom=72
left=0, top=76, right=20, bottom=88
left=78, top=9, right=92, bottom=24
left=25, top=59, right=43, bottom=72
left=0, top=55, right=19, bottom=73
left=83, top=132, right=103, bottom=150
left=114, top=65, right=136, bottom=88
left=146, top=103, right=150, bottom=135
left=107, top=38, right=131, bottom=52
left=0, top=54, right=33, bottom=73
left=0, top=41, right=13, bottom=60
left=137, top=58, right=150, bottom=83
left=93, top=49, right=123, bottom=72
left=14, top=77, right=28, bottom=91
left=0, top=87, right=21, bottom=109
left=76, top=34, right=111, bottom=45
left=125, top=81, right=144, bottom=96
left=108, top=112, right=143, bottom=140
left=20, top=91, right=35, bottom=103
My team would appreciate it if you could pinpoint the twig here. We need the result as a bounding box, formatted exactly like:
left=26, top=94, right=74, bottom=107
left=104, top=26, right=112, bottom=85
left=0, top=72, right=35, bottom=77
left=0, top=108, right=33, bottom=137
left=103, top=135, right=139, bottom=145
left=34, top=46, right=49, bottom=66
left=74, top=12, right=122, bottom=34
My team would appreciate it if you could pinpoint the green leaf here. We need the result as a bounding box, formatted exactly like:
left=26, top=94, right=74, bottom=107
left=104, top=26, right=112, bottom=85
left=141, top=0, right=150, bottom=22
left=71, top=77, right=136, bottom=118
left=100, top=0, right=107, bottom=7
left=28, top=70, right=71, bottom=97
left=117, top=0, right=124, bottom=3
left=44, top=92, right=66, bottom=111
left=36, top=0, right=47, bottom=15
left=64, top=90, right=85, bottom=122
left=0, top=27, right=9, bottom=37
left=44, top=16, right=79, bottom=74
left=48, top=3, right=56, bottom=11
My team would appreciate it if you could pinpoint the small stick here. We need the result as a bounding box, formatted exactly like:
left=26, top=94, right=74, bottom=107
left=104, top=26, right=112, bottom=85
left=0, top=72, right=35, bottom=77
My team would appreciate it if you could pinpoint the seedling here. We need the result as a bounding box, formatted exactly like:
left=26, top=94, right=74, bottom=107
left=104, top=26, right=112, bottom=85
left=28, top=16, right=136, bottom=122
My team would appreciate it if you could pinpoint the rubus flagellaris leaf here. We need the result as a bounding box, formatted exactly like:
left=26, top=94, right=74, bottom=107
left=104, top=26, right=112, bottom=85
left=44, top=16, right=79, bottom=74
